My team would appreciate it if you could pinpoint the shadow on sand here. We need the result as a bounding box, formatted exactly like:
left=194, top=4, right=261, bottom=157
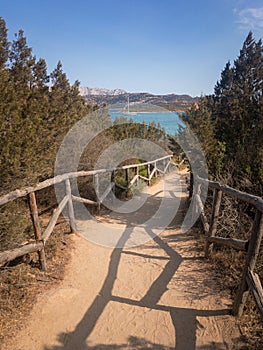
left=43, top=179, right=239, bottom=350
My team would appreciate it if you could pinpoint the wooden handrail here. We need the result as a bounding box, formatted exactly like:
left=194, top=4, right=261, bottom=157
left=197, top=176, right=263, bottom=212
left=0, top=155, right=173, bottom=206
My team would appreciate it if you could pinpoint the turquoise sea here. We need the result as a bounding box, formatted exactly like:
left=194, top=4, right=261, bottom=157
left=110, top=111, right=185, bottom=135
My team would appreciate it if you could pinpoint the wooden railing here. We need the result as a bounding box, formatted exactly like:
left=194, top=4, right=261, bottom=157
left=0, top=155, right=174, bottom=270
left=1, top=153, right=262, bottom=321
left=195, top=176, right=263, bottom=320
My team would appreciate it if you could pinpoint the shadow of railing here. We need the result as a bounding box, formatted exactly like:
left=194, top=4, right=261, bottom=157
left=43, top=196, right=238, bottom=350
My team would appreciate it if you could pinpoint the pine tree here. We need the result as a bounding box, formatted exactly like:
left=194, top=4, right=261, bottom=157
left=9, top=29, right=34, bottom=95
left=7, top=30, right=44, bottom=182
left=213, top=61, right=234, bottom=145
left=33, top=57, right=49, bottom=89
left=183, top=97, right=225, bottom=175
left=49, top=61, right=88, bottom=135
left=213, top=32, right=263, bottom=184
left=0, top=19, right=21, bottom=189
left=0, top=17, right=9, bottom=69
left=49, top=60, right=75, bottom=125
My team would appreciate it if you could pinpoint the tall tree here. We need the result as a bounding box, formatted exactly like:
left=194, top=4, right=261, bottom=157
left=49, top=61, right=87, bottom=131
left=9, top=29, right=34, bottom=94
left=33, top=57, right=49, bottom=89
left=212, top=32, right=263, bottom=185
left=0, top=17, right=9, bottom=69
left=182, top=96, right=225, bottom=175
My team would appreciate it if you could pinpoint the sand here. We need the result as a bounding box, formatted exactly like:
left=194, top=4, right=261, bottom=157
left=5, top=170, right=241, bottom=350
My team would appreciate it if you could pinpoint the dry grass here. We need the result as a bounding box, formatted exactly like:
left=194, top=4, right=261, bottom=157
left=239, top=294, right=263, bottom=349
left=0, top=219, right=74, bottom=349
left=208, top=246, right=263, bottom=350
left=194, top=189, right=263, bottom=350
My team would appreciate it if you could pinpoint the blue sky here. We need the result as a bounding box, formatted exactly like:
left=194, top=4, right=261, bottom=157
left=1, top=0, right=263, bottom=96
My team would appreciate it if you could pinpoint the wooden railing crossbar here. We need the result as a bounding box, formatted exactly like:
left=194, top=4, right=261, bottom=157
left=42, top=195, right=69, bottom=243
left=0, top=242, right=44, bottom=266
left=71, top=195, right=98, bottom=206
left=246, top=269, right=263, bottom=320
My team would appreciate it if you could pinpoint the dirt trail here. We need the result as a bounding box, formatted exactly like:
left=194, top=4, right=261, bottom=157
left=6, top=171, right=241, bottom=350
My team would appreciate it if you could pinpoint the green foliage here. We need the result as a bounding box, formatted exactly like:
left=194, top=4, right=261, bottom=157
left=183, top=97, right=226, bottom=175
left=213, top=32, right=263, bottom=188
left=0, top=17, right=91, bottom=251
left=0, top=200, right=30, bottom=252
left=139, top=166, right=148, bottom=178
left=111, top=117, right=168, bottom=150
left=0, top=19, right=90, bottom=192
left=185, top=31, right=263, bottom=193
left=0, top=17, right=9, bottom=68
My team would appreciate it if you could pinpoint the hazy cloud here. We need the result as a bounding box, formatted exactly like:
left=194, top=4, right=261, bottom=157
left=236, top=6, right=263, bottom=30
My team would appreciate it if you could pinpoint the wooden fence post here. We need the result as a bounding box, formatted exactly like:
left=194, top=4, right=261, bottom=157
left=205, top=188, right=222, bottom=258
left=154, top=161, right=157, bottom=178
left=189, top=170, right=194, bottom=200
left=191, top=182, right=201, bottom=223
left=147, top=164, right=151, bottom=185
left=65, top=178, right=76, bottom=233
left=233, top=210, right=263, bottom=317
left=111, top=170, right=115, bottom=194
left=136, top=166, right=139, bottom=185
left=94, top=174, right=100, bottom=212
left=163, top=159, right=166, bottom=175
left=195, top=185, right=210, bottom=236
left=169, top=156, right=173, bottom=172
left=28, top=192, right=47, bottom=270
left=125, top=168, right=129, bottom=187
left=167, top=158, right=171, bottom=173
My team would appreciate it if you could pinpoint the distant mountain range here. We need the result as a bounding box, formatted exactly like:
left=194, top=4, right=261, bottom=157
left=79, top=87, right=198, bottom=112
left=79, top=86, right=126, bottom=96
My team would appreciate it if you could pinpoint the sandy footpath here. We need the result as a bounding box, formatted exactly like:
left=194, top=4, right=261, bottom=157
left=4, top=171, right=241, bottom=350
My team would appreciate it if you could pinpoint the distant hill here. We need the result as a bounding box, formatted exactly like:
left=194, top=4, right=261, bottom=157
left=79, top=87, right=198, bottom=112
left=79, top=86, right=126, bottom=96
